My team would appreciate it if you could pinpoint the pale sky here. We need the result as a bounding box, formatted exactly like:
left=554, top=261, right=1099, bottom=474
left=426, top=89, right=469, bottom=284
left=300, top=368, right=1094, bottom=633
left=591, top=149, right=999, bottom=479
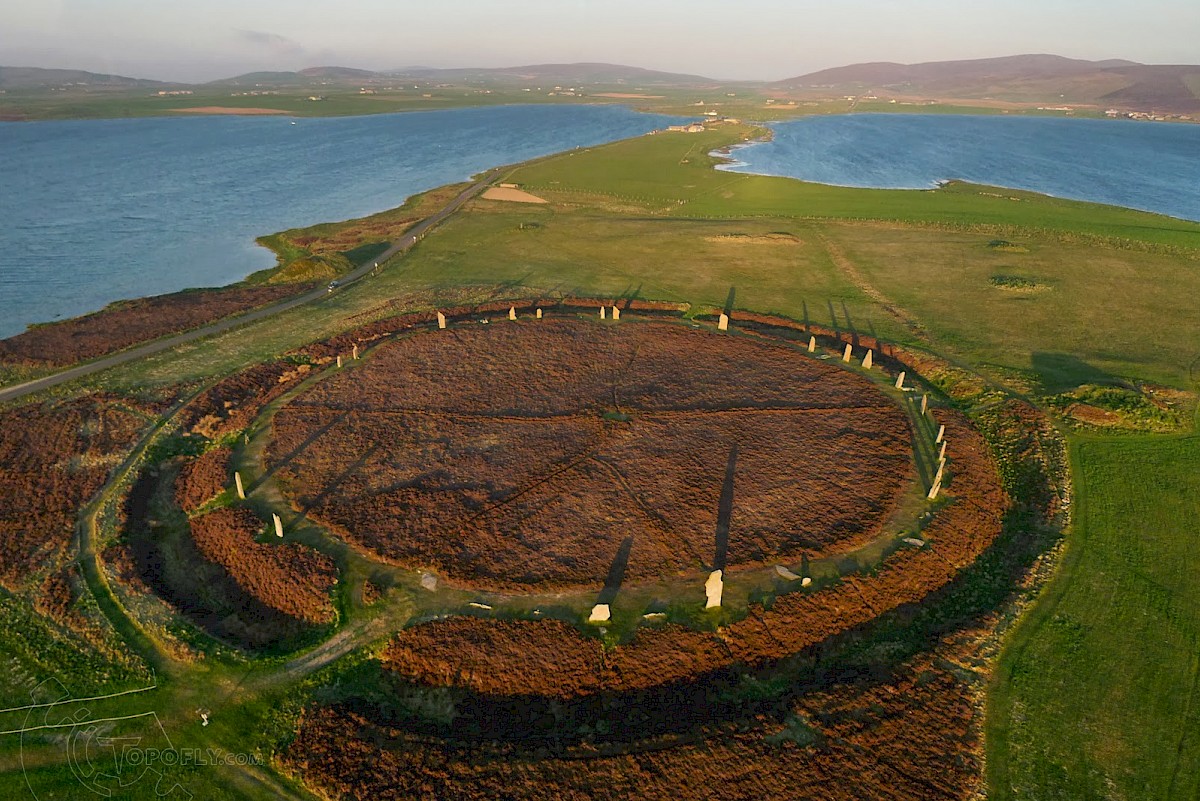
left=2, top=0, right=1197, bottom=82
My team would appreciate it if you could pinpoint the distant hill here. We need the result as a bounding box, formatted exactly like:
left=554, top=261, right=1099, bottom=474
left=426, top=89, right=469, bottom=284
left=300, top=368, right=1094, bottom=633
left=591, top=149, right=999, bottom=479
left=387, top=62, right=718, bottom=85
left=774, top=54, right=1200, bottom=113
left=0, top=66, right=165, bottom=89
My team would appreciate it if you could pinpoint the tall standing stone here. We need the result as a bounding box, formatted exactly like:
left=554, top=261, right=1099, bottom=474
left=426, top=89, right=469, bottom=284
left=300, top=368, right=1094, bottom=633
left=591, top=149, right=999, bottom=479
left=862, top=350, right=873, bottom=369
left=920, top=394, right=928, bottom=415
left=509, top=306, right=517, bottom=321
left=336, top=355, right=343, bottom=368
left=808, top=335, right=816, bottom=353
left=273, top=513, right=284, bottom=538
left=935, top=424, right=946, bottom=444
left=718, top=313, right=729, bottom=331
left=928, top=481, right=941, bottom=500
left=612, top=306, right=620, bottom=320
left=600, top=306, right=607, bottom=320
left=352, top=344, right=359, bottom=360
left=437, top=311, right=447, bottom=329
left=705, top=570, right=724, bottom=609
left=536, top=308, right=543, bottom=319
left=234, top=472, right=245, bottom=500
left=895, top=371, right=906, bottom=390
left=938, top=440, right=947, bottom=460
left=842, top=343, right=853, bottom=362
left=588, top=604, right=611, bottom=624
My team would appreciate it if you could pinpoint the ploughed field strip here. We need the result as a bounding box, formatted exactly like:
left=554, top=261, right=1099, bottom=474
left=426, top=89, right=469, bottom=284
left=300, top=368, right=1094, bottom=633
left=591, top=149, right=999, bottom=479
left=265, top=318, right=914, bottom=590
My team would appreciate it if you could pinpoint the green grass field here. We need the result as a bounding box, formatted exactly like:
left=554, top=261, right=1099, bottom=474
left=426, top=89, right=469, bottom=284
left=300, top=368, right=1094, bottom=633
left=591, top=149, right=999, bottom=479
left=988, top=435, right=1200, bottom=800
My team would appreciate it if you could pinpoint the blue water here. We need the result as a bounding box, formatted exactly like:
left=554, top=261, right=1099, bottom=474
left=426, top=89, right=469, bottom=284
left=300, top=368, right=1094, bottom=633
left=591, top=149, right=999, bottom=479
left=0, top=105, right=681, bottom=338
left=719, top=114, right=1200, bottom=223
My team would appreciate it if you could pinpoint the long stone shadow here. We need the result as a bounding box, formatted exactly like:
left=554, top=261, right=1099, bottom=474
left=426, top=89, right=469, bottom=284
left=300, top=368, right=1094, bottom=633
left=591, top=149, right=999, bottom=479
left=714, top=443, right=737, bottom=572
left=1031, top=351, right=1118, bottom=394
left=250, top=411, right=348, bottom=492
left=596, top=535, right=634, bottom=606
left=723, top=286, right=737, bottom=316
left=290, top=443, right=382, bottom=527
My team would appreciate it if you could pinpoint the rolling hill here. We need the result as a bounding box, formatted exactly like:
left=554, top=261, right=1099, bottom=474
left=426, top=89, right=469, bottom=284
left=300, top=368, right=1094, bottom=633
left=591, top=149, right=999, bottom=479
left=774, top=54, right=1200, bottom=112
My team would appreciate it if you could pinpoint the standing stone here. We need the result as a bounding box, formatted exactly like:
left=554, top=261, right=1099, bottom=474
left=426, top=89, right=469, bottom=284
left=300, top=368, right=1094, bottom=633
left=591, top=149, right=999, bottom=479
left=935, top=424, right=946, bottom=444
left=705, top=569, right=724, bottom=609
left=509, top=306, right=517, bottom=321
left=808, top=335, right=816, bottom=353
left=928, top=481, right=941, bottom=501
left=612, top=306, right=620, bottom=320
left=921, top=394, right=929, bottom=415
left=243, top=433, right=249, bottom=445
left=600, top=306, right=607, bottom=320
left=718, top=313, right=729, bottom=331
left=842, top=343, right=853, bottom=362
left=895, top=371, right=906, bottom=390
left=336, top=355, right=343, bottom=368
left=536, top=308, right=543, bottom=319
left=437, top=311, right=447, bottom=329
left=933, top=462, right=945, bottom=486
left=938, top=440, right=947, bottom=460
left=273, top=513, right=284, bottom=538
left=588, top=604, right=611, bottom=624
left=352, top=344, right=359, bottom=360
left=234, top=472, right=245, bottom=500
left=862, top=349, right=873, bottom=369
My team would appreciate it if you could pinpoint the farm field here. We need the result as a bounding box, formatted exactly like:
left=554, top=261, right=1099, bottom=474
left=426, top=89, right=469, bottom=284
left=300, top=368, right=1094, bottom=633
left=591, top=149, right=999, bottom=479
left=0, top=119, right=1195, bottom=800
left=987, top=435, right=1200, bottom=800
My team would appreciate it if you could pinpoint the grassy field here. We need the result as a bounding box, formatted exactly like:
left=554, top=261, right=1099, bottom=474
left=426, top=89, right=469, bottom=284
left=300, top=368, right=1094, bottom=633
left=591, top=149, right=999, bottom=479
left=988, top=435, right=1200, bottom=800
left=2, top=117, right=1198, bottom=799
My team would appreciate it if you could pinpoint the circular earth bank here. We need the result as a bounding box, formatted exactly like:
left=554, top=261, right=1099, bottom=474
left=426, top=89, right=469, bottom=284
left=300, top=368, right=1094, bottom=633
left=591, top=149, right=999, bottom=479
left=266, top=317, right=914, bottom=591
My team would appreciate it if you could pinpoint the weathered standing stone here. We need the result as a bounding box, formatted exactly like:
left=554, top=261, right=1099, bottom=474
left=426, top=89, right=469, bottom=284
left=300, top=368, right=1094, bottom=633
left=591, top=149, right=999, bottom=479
left=588, top=604, right=611, bottom=624
left=509, top=306, right=517, bottom=321
left=352, top=344, right=359, bottom=360
left=895, top=371, right=906, bottom=390
left=612, top=306, right=620, bottom=320
left=935, top=424, right=946, bottom=444
left=862, top=349, right=873, bottom=369
left=938, top=440, right=947, bottom=460
left=437, top=311, right=447, bottom=329
left=921, top=394, right=928, bottom=415
left=718, top=313, right=729, bottom=331
left=600, top=306, right=607, bottom=320
left=928, top=481, right=941, bottom=501
left=808, top=335, right=817, bottom=353
left=234, top=472, right=245, bottom=500
left=842, top=343, right=853, bottom=362
left=273, top=513, right=284, bottom=538
left=775, top=565, right=802, bottom=581
left=705, top=569, right=723, bottom=609
left=336, top=355, right=343, bottom=368
left=536, top=308, right=543, bottom=319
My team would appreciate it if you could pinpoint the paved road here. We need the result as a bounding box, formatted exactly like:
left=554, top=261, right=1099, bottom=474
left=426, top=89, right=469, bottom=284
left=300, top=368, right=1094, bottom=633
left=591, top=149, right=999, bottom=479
left=0, top=173, right=496, bottom=405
